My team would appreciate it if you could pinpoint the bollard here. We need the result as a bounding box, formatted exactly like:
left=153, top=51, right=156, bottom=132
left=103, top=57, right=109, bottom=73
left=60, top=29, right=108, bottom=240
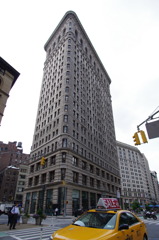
left=40, top=227, right=43, bottom=240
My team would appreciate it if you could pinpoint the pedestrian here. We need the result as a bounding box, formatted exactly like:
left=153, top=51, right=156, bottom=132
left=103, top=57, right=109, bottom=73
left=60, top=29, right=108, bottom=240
left=9, top=203, right=20, bottom=230
left=55, top=207, right=58, bottom=216
left=7, top=207, right=13, bottom=226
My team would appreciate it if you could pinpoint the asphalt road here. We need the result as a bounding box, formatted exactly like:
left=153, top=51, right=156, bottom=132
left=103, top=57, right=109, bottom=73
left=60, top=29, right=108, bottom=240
left=0, top=214, right=159, bottom=240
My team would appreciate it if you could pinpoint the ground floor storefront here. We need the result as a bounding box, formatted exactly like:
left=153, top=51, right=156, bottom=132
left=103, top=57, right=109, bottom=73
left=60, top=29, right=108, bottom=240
left=23, top=184, right=117, bottom=216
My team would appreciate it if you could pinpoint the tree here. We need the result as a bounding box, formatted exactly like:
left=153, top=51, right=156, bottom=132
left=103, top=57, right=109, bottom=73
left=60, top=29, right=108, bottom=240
left=131, top=201, right=140, bottom=211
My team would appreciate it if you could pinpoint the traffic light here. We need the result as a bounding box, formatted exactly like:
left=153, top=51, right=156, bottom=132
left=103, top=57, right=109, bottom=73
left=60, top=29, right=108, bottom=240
left=133, top=132, right=141, bottom=145
left=139, top=130, right=148, bottom=143
left=40, top=157, right=46, bottom=165
left=62, top=180, right=66, bottom=185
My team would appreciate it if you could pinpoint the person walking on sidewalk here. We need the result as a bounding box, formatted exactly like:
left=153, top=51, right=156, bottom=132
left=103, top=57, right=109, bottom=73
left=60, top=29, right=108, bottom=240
left=9, top=203, right=20, bottom=230
left=54, top=207, right=58, bottom=217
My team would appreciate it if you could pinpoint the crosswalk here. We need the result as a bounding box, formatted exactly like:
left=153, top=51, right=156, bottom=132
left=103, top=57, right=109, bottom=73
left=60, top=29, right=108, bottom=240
left=5, top=225, right=60, bottom=240
left=4, top=219, right=159, bottom=240
left=143, top=218, right=159, bottom=226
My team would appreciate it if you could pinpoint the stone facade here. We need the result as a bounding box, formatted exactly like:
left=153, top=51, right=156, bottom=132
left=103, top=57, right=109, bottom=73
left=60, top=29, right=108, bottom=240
left=116, top=141, right=158, bottom=208
left=14, top=164, right=29, bottom=204
left=0, top=57, right=19, bottom=124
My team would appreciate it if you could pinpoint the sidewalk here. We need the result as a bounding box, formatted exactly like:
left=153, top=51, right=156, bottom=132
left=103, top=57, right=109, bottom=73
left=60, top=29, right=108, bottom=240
left=0, top=222, right=47, bottom=232
left=0, top=215, right=74, bottom=232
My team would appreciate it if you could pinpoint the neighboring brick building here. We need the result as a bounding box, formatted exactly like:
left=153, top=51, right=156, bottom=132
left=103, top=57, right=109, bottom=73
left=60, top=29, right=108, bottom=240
left=0, top=141, right=29, bottom=203
left=0, top=166, right=19, bottom=202
left=0, top=141, right=29, bottom=171
left=0, top=57, right=20, bottom=125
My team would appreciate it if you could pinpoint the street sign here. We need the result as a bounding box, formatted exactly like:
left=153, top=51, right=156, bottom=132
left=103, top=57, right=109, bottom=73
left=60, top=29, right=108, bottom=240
left=146, top=120, right=159, bottom=139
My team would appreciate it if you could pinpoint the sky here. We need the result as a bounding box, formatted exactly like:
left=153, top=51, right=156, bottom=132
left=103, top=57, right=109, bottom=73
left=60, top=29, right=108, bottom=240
left=0, top=0, right=159, bottom=176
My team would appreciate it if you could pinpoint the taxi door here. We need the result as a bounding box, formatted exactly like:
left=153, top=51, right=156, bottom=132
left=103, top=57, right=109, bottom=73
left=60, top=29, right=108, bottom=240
left=117, top=213, right=134, bottom=240
left=118, top=212, right=143, bottom=240
left=125, top=212, right=143, bottom=240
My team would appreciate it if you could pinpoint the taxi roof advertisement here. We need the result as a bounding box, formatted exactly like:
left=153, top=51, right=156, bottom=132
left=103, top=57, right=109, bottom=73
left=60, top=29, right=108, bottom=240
left=97, top=198, right=120, bottom=209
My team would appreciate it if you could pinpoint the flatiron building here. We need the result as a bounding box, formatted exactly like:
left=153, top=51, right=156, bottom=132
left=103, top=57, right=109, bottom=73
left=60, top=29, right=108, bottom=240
left=24, top=11, right=121, bottom=215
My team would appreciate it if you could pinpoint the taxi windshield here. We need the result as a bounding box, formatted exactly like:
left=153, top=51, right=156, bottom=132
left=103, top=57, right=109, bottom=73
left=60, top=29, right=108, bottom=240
left=73, top=212, right=117, bottom=229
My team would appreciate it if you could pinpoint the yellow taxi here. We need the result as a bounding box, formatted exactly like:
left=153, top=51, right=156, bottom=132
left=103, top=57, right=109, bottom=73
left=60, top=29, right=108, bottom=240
left=49, top=198, right=148, bottom=240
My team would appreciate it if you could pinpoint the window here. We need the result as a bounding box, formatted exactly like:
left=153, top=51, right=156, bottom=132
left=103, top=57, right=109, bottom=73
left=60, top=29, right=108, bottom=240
left=28, top=178, right=33, bottom=186
left=20, top=175, right=26, bottom=179
left=34, top=176, right=39, bottom=185
left=65, top=87, right=69, bottom=92
left=64, top=105, right=68, bottom=111
left=82, top=175, right=87, bottom=185
left=50, top=155, right=56, bottom=165
left=30, top=165, right=34, bottom=173
left=62, top=138, right=67, bottom=147
left=36, top=163, right=40, bottom=171
left=72, top=142, right=75, bottom=150
left=75, top=30, right=78, bottom=39
left=64, top=115, right=68, bottom=122
left=82, top=161, right=87, bottom=170
left=49, top=171, right=55, bottom=182
left=119, top=212, right=139, bottom=228
left=97, top=180, right=100, bottom=188
left=90, top=177, right=94, bottom=187
left=90, top=165, right=94, bottom=173
left=61, top=168, right=66, bottom=180
left=102, top=171, right=105, bottom=178
left=96, top=168, right=100, bottom=176
left=62, top=152, right=66, bottom=163
left=41, top=173, right=46, bottom=184
left=17, top=187, right=23, bottom=192
left=72, top=156, right=78, bottom=166
left=73, top=171, right=78, bottom=183
left=65, top=95, right=69, bottom=102
left=63, top=125, right=68, bottom=133
left=107, top=173, right=110, bottom=180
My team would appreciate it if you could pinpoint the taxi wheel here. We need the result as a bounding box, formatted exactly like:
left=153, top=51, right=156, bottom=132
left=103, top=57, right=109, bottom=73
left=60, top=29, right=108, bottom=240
left=143, top=235, right=147, bottom=240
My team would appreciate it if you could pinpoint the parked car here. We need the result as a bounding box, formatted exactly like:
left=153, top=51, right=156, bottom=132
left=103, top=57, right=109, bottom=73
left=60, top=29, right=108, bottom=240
left=0, top=204, right=13, bottom=215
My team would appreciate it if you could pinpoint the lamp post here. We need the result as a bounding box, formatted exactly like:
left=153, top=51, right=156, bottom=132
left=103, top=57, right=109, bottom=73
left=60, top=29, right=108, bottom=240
left=117, top=190, right=121, bottom=206
left=62, top=181, right=66, bottom=217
